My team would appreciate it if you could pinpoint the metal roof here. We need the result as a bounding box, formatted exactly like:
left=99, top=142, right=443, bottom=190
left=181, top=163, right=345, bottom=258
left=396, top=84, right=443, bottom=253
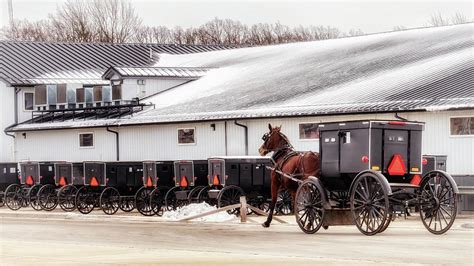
left=0, top=41, right=233, bottom=85
left=102, top=66, right=211, bottom=79
left=7, top=24, right=474, bottom=132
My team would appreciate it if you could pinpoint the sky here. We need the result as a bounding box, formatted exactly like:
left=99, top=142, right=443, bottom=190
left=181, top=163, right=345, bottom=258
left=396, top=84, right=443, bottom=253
left=0, top=0, right=472, bottom=34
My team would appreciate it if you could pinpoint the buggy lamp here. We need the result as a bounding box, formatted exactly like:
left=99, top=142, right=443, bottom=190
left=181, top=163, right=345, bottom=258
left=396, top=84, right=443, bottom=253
left=388, top=121, right=406, bottom=126
left=371, top=166, right=380, bottom=171
left=422, top=158, right=428, bottom=165
left=411, top=167, right=420, bottom=172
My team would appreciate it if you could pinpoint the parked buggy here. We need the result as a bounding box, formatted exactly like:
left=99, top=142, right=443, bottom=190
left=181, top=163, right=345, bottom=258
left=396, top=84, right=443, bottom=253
left=292, top=120, right=458, bottom=235
left=36, top=162, right=74, bottom=211
left=75, top=162, right=107, bottom=214
left=163, top=160, right=209, bottom=210
left=5, top=162, right=56, bottom=211
left=0, top=163, right=19, bottom=207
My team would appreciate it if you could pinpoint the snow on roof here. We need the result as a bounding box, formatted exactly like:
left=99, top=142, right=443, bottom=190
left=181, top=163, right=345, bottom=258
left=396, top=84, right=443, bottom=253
left=8, top=24, right=474, bottom=132
left=102, top=66, right=211, bottom=79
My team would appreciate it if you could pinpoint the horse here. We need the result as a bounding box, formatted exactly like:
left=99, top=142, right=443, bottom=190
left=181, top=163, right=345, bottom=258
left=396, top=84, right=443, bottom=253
left=259, top=123, right=321, bottom=228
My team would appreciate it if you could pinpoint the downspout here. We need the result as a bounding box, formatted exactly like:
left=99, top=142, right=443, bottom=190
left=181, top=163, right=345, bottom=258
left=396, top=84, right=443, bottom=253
left=14, top=88, right=20, bottom=124
left=224, top=121, right=228, bottom=156
left=234, top=120, right=248, bottom=155
left=106, top=127, right=120, bottom=161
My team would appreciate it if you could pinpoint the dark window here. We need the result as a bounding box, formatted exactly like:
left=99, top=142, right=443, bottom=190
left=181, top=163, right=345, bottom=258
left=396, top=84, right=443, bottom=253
left=178, top=128, right=195, bottom=144
left=450, top=117, right=474, bottom=136
left=299, top=123, right=319, bottom=139
left=79, top=133, right=94, bottom=147
left=24, top=92, right=34, bottom=111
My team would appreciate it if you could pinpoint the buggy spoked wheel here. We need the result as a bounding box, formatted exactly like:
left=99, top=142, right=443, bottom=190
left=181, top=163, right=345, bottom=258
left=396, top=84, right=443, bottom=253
left=217, top=185, right=245, bottom=215
left=100, top=187, right=120, bottom=215
left=187, top=186, right=205, bottom=203
left=197, top=187, right=213, bottom=205
left=136, top=187, right=155, bottom=216
left=379, top=213, right=393, bottom=233
left=119, top=197, right=135, bottom=212
left=350, top=172, right=389, bottom=236
left=38, top=184, right=58, bottom=211
left=419, top=171, right=457, bottom=235
left=28, top=184, right=42, bottom=211
left=76, top=186, right=95, bottom=214
left=295, top=180, right=325, bottom=234
left=150, top=187, right=165, bottom=216
left=58, top=185, right=78, bottom=212
left=165, top=187, right=185, bottom=211
left=276, top=189, right=293, bottom=215
left=5, top=184, right=23, bottom=210
left=0, top=192, right=5, bottom=207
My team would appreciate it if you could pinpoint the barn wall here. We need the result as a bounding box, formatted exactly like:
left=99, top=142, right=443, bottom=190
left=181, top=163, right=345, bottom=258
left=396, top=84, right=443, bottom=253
left=0, top=80, right=15, bottom=162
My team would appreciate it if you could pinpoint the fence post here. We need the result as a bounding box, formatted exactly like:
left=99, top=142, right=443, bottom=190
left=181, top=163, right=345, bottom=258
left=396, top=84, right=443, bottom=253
left=240, top=196, right=247, bottom=223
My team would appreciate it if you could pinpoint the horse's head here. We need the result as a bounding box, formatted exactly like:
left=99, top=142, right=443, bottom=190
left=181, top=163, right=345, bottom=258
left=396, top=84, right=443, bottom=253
left=259, top=124, right=291, bottom=156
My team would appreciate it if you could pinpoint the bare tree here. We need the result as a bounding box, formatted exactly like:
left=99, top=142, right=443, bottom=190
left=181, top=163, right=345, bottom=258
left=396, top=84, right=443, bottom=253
left=428, top=12, right=451, bottom=26
left=451, top=12, right=468, bottom=24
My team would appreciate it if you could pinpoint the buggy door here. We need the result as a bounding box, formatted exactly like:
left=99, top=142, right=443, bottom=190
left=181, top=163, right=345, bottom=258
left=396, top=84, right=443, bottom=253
left=84, top=162, right=106, bottom=186
left=20, top=163, right=40, bottom=185
left=208, top=159, right=225, bottom=186
left=174, top=161, right=195, bottom=187
left=320, top=131, right=340, bottom=178
left=143, top=162, right=157, bottom=187
left=239, top=163, right=252, bottom=189
left=72, top=163, right=84, bottom=185
left=383, top=130, right=409, bottom=175
left=55, top=163, right=72, bottom=186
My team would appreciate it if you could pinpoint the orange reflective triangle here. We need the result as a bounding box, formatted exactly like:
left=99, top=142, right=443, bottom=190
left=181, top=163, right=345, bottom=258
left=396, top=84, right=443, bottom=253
left=59, top=176, right=67, bottom=186
left=146, top=176, right=153, bottom=187
left=388, top=154, right=407, bottom=176
left=180, top=176, right=188, bottom=187
left=26, top=175, right=34, bottom=185
left=90, top=176, right=99, bottom=187
left=410, top=174, right=421, bottom=186
left=213, top=175, right=220, bottom=186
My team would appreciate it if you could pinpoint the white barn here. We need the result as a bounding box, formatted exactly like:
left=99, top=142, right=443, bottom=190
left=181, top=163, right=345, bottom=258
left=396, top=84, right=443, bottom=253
left=2, top=24, right=473, bottom=208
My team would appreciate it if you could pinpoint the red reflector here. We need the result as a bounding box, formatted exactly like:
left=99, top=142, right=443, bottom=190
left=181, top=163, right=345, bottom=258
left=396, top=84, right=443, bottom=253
left=388, top=121, right=406, bottom=126
left=26, top=175, right=34, bottom=185
left=388, top=154, right=407, bottom=176
left=422, top=158, right=428, bottom=165
left=90, top=176, right=99, bottom=187
left=59, top=176, right=67, bottom=186
left=361, top=156, right=369, bottom=163
left=180, top=176, right=188, bottom=187
left=213, top=175, right=220, bottom=185
left=146, top=176, right=153, bottom=187
left=410, top=174, right=422, bottom=186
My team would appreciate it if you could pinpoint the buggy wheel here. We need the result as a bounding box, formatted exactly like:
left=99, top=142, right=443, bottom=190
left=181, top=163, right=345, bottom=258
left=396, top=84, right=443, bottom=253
left=58, top=185, right=78, bottom=212
left=419, top=171, right=457, bottom=235
left=76, top=186, right=95, bottom=214
left=187, top=186, right=206, bottom=204
left=217, top=185, right=245, bottom=215
left=136, top=187, right=155, bottom=216
left=5, top=184, right=23, bottom=210
left=350, top=172, right=389, bottom=236
left=165, top=187, right=182, bottom=211
left=295, top=180, right=325, bottom=234
left=100, top=187, right=120, bottom=215
left=119, top=197, right=135, bottom=212
left=379, top=213, right=393, bottom=233
left=276, top=189, right=293, bottom=215
left=0, top=192, right=5, bottom=207
left=197, top=186, right=213, bottom=205
left=28, top=184, right=42, bottom=211
left=38, top=184, right=58, bottom=211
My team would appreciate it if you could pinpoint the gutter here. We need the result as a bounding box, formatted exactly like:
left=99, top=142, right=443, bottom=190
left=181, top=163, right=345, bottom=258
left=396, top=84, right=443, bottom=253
left=106, top=127, right=120, bottom=161
left=234, top=120, right=248, bottom=155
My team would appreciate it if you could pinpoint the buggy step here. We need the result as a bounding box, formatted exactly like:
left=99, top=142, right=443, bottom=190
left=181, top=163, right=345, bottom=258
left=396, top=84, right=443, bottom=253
left=389, top=183, right=419, bottom=189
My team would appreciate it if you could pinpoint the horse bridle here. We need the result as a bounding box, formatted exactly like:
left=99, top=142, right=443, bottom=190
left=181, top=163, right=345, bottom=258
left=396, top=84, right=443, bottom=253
left=262, top=130, right=294, bottom=152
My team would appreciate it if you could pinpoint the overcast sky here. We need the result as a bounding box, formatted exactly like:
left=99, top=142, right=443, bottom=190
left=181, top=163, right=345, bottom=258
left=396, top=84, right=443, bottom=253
left=0, top=0, right=472, bottom=33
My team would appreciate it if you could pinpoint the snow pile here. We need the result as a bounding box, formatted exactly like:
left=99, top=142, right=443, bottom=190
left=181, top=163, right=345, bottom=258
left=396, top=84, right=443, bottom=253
left=162, top=202, right=237, bottom=222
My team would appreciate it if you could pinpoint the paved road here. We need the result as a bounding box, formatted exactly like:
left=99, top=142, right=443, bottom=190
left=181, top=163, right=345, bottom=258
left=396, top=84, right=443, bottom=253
left=0, top=209, right=473, bottom=265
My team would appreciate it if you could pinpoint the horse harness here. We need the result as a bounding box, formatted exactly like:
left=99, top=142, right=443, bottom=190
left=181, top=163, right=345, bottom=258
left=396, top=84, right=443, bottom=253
left=271, top=148, right=306, bottom=182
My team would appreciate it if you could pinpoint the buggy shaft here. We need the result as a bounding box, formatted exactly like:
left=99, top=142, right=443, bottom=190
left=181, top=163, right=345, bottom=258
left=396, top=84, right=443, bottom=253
left=265, top=166, right=303, bottom=184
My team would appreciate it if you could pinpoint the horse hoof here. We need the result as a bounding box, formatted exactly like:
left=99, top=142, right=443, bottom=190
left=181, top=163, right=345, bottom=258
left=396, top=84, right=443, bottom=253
left=262, top=222, right=270, bottom=228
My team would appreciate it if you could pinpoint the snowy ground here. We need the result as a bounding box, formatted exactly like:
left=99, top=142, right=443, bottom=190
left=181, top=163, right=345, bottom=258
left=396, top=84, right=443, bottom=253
left=162, top=202, right=238, bottom=222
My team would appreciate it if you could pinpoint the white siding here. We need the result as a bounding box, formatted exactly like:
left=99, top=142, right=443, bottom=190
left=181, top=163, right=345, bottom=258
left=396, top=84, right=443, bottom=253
left=12, top=110, right=473, bottom=175
left=0, top=80, right=15, bottom=162
left=15, top=128, right=116, bottom=162
left=122, top=78, right=190, bottom=99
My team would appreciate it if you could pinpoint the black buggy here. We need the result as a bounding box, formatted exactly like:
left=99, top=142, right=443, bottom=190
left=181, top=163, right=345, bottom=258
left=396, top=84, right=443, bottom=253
left=294, top=120, right=458, bottom=235
left=0, top=163, right=19, bottom=207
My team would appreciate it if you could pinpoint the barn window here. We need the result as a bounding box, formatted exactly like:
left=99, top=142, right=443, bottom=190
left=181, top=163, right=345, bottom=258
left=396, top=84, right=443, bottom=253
left=178, top=128, right=195, bottom=144
left=79, top=133, right=94, bottom=147
left=450, top=117, right=474, bottom=136
left=299, top=123, right=320, bottom=140
left=24, top=92, right=34, bottom=111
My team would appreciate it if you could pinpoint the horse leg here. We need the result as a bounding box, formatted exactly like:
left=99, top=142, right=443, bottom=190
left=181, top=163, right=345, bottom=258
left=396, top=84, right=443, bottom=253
left=289, top=189, right=296, bottom=215
left=262, top=173, right=279, bottom=228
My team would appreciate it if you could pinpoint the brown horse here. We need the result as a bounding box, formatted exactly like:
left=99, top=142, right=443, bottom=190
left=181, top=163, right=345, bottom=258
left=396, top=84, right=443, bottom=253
left=259, top=124, right=320, bottom=228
